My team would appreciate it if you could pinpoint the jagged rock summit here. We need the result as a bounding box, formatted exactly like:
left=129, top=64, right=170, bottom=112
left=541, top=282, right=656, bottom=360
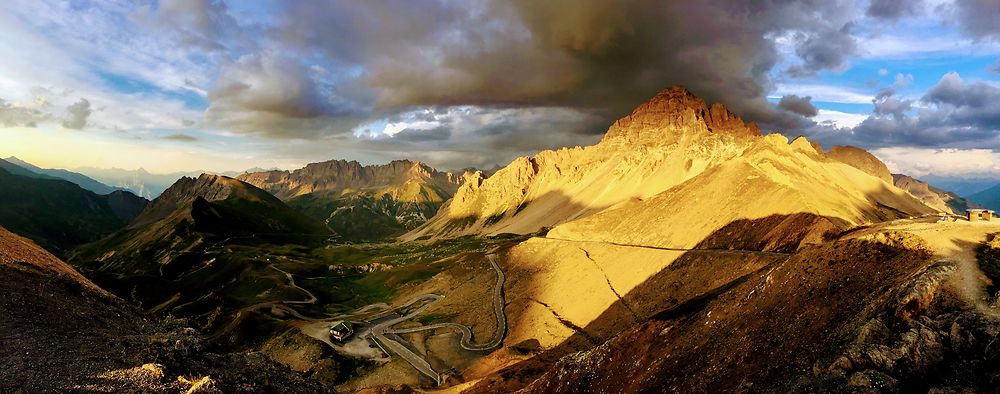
left=602, top=86, right=761, bottom=145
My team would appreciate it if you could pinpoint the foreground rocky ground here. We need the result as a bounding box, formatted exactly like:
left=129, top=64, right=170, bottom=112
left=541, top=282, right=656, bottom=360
left=0, top=227, right=328, bottom=393
left=459, top=218, right=1000, bottom=393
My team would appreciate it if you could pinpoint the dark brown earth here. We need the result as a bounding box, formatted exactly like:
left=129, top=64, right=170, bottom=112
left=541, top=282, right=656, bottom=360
left=0, top=226, right=329, bottom=393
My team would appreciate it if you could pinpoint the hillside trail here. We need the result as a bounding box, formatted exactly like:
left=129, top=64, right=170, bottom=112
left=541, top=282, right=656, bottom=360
left=849, top=217, right=1000, bottom=306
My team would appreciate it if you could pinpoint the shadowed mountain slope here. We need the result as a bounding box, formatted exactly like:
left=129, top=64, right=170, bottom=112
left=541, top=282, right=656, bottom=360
left=968, top=184, right=1000, bottom=212
left=75, top=174, right=331, bottom=274
left=472, top=223, right=1000, bottom=393
left=4, top=156, right=119, bottom=195
left=0, top=157, right=54, bottom=178
left=0, top=167, right=147, bottom=255
left=70, top=174, right=332, bottom=328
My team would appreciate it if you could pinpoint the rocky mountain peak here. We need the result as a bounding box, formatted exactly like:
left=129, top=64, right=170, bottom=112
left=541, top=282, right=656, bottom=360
left=602, top=85, right=760, bottom=145
left=133, top=173, right=269, bottom=226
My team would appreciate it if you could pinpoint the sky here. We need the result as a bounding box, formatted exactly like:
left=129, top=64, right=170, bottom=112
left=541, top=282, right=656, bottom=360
left=0, top=0, right=998, bottom=178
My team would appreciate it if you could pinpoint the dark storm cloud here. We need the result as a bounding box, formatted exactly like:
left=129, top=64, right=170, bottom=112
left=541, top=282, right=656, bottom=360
left=803, top=72, right=1000, bottom=150
left=140, top=0, right=901, bottom=166
left=203, top=53, right=370, bottom=137
left=777, top=95, right=819, bottom=117
left=242, top=0, right=865, bottom=136
left=352, top=106, right=609, bottom=169
left=866, top=0, right=924, bottom=20
left=950, top=0, right=1000, bottom=39
left=391, top=127, right=452, bottom=142
left=783, top=24, right=858, bottom=78
left=871, top=88, right=913, bottom=120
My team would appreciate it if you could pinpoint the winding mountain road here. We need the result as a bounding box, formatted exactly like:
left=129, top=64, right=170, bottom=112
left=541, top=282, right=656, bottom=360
left=270, top=265, right=317, bottom=305
left=367, top=252, right=507, bottom=385
left=385, top=253, right=507, bottom=351
left=260, top=252, right=508, bottom=385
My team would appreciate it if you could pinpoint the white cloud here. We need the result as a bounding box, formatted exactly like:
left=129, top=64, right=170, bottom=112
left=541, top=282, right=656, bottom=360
left=382, top=120, right=440, bottom=137
left=872, top=147, right=1000, bottom=177
left=814, top=109, right=869, bottom=128
left=0, top=2, right=207, bottom=132
left=773, top=84, right=873, bottom=104
left=858, top=34, right=1000, bottom=59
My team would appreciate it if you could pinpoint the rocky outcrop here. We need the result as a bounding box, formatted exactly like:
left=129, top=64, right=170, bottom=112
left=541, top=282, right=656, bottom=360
left=602, top=86, right=760, bottom=145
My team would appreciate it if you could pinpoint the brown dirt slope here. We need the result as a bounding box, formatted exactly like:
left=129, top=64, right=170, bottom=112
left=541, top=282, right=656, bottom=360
left=0, top=226, right=326, bottom=392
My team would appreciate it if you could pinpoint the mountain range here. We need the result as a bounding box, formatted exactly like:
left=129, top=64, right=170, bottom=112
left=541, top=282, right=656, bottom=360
left=405, top=87, right=933, bottom=242
left=72, top=166, right=243, bottom=199
left=968, top=185, right=1000, bottom=212
left=2, top=156, right=120, bottom=194
left=893, top=173, right=980, bottom=214
left=7, top=85, right=1000, bottom=393
left=238, top=159, right=471, bottom=241
left=72, top=174, right=331, bottom=315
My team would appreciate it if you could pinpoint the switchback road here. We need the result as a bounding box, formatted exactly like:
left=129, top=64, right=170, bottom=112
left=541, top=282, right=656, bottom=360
left=385, top=253, right=507, bottom=351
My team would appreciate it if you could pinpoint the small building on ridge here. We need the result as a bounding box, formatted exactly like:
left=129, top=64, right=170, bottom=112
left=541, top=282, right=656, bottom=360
left=967, top=209, right=995, bottom=222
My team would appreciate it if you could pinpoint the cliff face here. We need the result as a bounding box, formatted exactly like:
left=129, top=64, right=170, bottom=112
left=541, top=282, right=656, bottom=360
left=404, top=86, right=931, bottom=241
